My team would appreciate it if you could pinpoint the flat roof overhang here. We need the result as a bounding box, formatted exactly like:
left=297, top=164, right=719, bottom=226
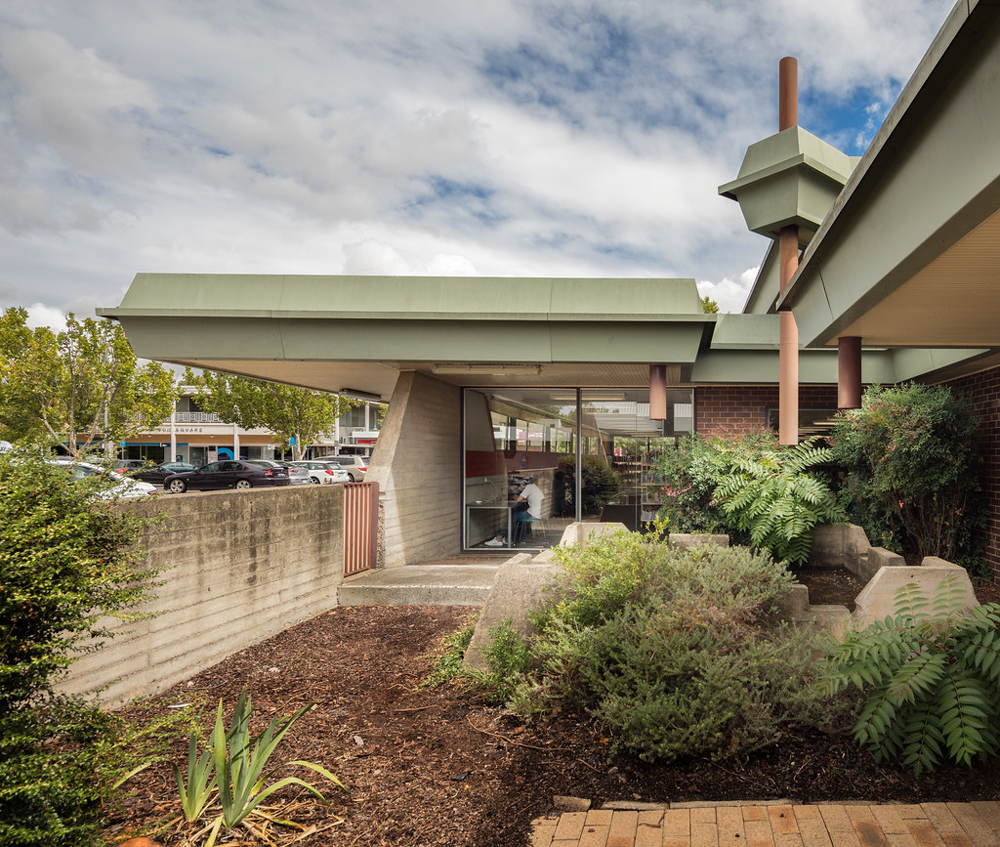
left=98, top=274, right=717, bottom=400
left=775, top=0, right=1000, bottom=351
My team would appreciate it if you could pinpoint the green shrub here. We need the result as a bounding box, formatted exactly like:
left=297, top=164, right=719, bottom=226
left=0, top=451, right=161, bottom=845
left=422, top=619, right=477, bottom=689
left=513, top=532, right=835, bottom=762
left=657, top=432, right=844, bottom=565
left=713, top=438, right=847, bottom=566
left=830, top=383, right=985, bottom=569
left=822, top=577, right=1000, bottom=774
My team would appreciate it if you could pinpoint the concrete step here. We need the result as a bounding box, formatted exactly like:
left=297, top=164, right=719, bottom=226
left=338, top=564, right=502, bottom=606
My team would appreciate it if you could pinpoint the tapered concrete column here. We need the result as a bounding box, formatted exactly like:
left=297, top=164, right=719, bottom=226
left=838, top=336, right=862, bottom=409
left=649, top=364, right=667, bottom=420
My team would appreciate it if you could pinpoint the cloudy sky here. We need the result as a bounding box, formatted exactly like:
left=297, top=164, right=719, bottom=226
left=0, top=0, right=954, bottom=324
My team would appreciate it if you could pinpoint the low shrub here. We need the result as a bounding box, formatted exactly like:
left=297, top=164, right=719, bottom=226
left=498, top=532, right=837, bottom=762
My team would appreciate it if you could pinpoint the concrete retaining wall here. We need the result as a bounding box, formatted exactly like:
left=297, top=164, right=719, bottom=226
left=57, top=484, right=345, bottom=708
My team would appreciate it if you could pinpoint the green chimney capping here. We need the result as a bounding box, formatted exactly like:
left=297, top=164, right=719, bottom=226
left=719, top=126, right=859, bottom=246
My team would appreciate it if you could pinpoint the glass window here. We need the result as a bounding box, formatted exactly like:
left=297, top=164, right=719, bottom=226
left=463, top=387, right=695, bottom=550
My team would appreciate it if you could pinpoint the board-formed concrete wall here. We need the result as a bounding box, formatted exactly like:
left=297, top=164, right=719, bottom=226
left=58, top=484, right=345, bottom=708
left=366, top=371, right=462, bottom=567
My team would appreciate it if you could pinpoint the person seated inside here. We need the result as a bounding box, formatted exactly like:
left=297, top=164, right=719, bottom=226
left=484, top=477, right=544, bottom=546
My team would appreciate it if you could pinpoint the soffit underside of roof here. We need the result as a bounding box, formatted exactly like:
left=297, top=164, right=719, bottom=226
left=821, top=207, right=1000, bottom=347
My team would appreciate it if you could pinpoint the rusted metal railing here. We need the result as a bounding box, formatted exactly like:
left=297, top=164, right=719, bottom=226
left=344, top=481, right=379, bottom=576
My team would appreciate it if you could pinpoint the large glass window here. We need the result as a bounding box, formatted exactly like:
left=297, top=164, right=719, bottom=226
left=463, top=387, right=694, bottom=550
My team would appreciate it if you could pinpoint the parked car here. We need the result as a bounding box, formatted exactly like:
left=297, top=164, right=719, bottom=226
left=317, top=455, right=368, bottom=481
left=112, top=459, right=147, bottom=474
left=49, top=459, right=158, bottom=499
left=133, top=461, right=197, bottom=483
left=163, top=459, right=289, bottom=493
left=290, top=460, right=351, bottom=484
left=253, top=458, right=310, bottom=485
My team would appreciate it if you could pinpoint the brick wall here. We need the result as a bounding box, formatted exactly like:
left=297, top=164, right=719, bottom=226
left=58, top=485, right=345, bottom=707
left=938, top=366, right=1000, bottom=582
left=696, top=384, right=839, bottom=436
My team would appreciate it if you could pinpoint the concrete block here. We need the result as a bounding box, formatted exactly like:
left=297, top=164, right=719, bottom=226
left=809, top=523, right=871, bottom=577
left=557, top=522, right=628, bottom=547
left=777, top=583, right=810, bottom=619
left=668, top=533, right=729, bottom=549
left=465, top=562, right=561, bottom=671
left=862, top=546, right=905, bottom=582
left=853, top=564, right=979, bottom=627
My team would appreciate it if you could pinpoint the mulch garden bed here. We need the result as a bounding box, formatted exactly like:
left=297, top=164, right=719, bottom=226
left=104, top=578, right=1000, bottom=847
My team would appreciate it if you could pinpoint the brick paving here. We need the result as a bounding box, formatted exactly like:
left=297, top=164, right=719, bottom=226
left=530, top=802, right=1000, bottom=847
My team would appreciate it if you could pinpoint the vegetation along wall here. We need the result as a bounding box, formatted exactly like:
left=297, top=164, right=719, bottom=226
left=58, top=484, right=346, bottom=708
left=940, top=366, right=1000, bottom=582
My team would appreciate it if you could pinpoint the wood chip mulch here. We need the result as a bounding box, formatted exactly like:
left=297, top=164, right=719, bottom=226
left=104, top=581, right=1000, bottom=847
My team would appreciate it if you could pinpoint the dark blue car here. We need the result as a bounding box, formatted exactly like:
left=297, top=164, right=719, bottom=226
left=163, top=459, right=290, bottom=493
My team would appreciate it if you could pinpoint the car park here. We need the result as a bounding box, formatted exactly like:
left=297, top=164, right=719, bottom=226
left=316, top=455, right=368, bottom=481
left=163, top=459, right=290, bottom=493
left=49, top=459, right=158, bottom=499
left=290, top=460, right=351, bottom=484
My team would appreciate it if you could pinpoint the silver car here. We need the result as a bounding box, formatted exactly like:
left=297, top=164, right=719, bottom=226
left=291, top=460, right=351, bottom=484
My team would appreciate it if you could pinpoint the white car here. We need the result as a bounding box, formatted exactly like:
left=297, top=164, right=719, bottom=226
left=49, top=459, right=158, bottom=499
left=315, top=455, right=368, bottom=481
left=290, top=461, right=351, bottom=484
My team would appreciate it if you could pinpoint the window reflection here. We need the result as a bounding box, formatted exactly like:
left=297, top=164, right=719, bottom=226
left=463, top=387, right=694, bottom=550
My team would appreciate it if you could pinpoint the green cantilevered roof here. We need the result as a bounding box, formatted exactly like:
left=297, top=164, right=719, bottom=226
left=99, top=273, right=988, bottom=400
left=99, top=274, right=717, bottom=399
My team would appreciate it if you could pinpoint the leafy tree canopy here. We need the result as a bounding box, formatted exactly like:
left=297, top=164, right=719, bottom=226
left=0, top=308, right=178, bottom=457
left=701, top=295, right=720, bottom=314
left=185, top=369, right=356, bottom=461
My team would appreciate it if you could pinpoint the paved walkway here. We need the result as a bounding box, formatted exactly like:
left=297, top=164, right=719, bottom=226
left=530, top=801, right=1000, bottom=846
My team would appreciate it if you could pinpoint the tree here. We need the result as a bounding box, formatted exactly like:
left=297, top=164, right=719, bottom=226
left=0, top=308, right=178, bottom=457
left=186, top=369, right=355, bottom=461
left=829, top=382, right=984, bottom=568
left=701, top=295, right=720, bottom=314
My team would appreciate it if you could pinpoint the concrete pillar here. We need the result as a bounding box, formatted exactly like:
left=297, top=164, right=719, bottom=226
left=649, top=364, right=667, bottom=420
left=779, top=226, right=799, bottom=445
left=778, top=57, right=800, bottom=446
left=838, top=336, right=863, bottom=409
left=364, top=371, right=462, bottom=567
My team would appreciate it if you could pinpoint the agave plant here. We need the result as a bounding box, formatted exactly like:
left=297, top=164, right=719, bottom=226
left=822, top=577, right=1000, bottom=774
left=171, top=691, right=346, bottom=846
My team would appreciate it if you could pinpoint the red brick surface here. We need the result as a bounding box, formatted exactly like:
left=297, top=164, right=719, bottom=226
left=695, top=385, right=838, bottom=437
left=940, top=367, right=1000, bottom=582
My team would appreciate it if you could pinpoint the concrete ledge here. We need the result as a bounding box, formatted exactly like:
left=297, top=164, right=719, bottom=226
left=669, top=533, right=729, bottom=549
left=862, top=546, right=905, bottom=581
left=558, top=521, right=628, bottom=546
left=338, top=564, right=500, bottom=607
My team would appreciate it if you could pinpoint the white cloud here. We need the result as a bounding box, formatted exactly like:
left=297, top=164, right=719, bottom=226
left=698, top=267, right=761, bottom=314
left=0, top=0, right=955, bottom=316
left=25, top=302, right=67, bottom=330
